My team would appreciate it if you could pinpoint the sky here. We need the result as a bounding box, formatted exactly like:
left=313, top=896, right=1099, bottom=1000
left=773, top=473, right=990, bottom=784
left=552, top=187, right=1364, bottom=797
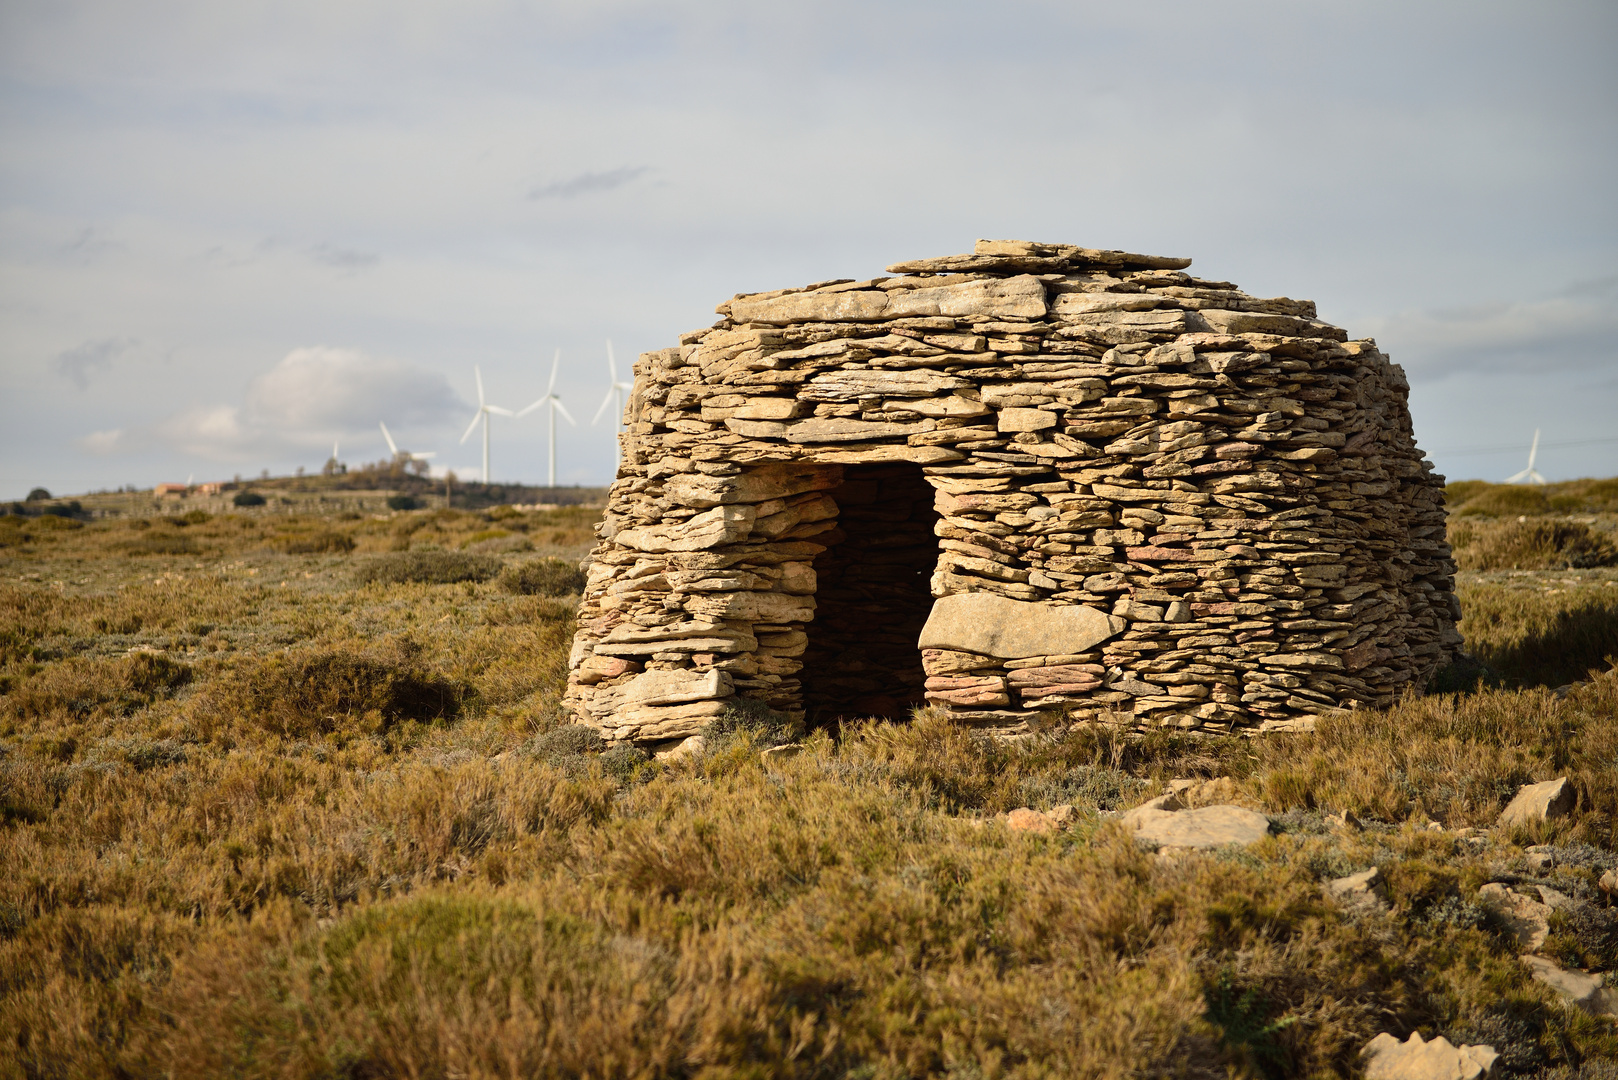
left=2, top=0, right=1615, bottom=499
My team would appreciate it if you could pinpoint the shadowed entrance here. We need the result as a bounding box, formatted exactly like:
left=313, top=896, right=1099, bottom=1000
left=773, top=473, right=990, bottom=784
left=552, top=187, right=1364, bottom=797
left=800, top=464, right=939, bottom=723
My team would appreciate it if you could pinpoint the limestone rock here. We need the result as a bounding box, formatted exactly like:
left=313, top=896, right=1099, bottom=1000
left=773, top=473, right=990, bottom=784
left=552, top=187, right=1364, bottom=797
left=1521, top=955, right=1618, bottom=1016
left=1324, top=866, right=1389, bottom=914
left=622, top=668, right=734, bottom=708
left=1123, top=804, right=1270, bottom=850
left=1477, top=883, right=1551, bottom=951
left=654, top=735, right=707, bottom=762
left=759, top=744, right=804, bottom=766
left=1497, top=777, right=1574, bottom=827
left=567, top=238, right=1458, bottom=741
left=1360, top=1031, right=1498, bottom=1080
left=1006, top=805, right=1076, bottom=833
left=918, top=593, right=1124, bottom=659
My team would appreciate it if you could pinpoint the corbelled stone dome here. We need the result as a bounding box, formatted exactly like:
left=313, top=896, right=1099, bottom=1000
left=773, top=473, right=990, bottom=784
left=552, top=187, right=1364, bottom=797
left=566, top=240, right=1459, bottom=744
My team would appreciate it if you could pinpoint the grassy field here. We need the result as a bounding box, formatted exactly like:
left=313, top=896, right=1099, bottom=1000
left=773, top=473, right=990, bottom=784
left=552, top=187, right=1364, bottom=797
left=2, top=482, right=1617, bottom=1078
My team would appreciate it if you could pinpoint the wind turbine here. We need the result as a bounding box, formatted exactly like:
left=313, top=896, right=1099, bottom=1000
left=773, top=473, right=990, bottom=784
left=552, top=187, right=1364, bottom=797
left=1506, top=429, right=1547, bottom=485
left=458, top=365, right=514, bottom=483
left=518, top=349, right=576, bottom=487
left=591, top=339, right=635, bottom=466
left=379, top=421, right=436, bottom=466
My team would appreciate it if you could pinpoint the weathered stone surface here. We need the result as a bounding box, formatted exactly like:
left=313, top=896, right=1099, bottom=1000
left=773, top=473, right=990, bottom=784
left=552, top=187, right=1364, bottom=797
left=622, top=668, right=734, bottom=708
left=918, top=593, right=1124, bottom=659
left=1123, top=805, right=1271, bottom=849
left=617, top=505, right=757, bottom=552
left=1360, top=1031, right=1498, bottom=1080
left=665, top=463, right=840, bottom=508
left=1477, top=883, right=1551, bottom=951
left=567, top=239, right=1456, bottom=740
left=1498, top=777, right=1575, bottom=827
left=1006, top=806, right=1076, bottom=833
left=727, top=274, right=1046, bottom=324
left=1324, top=866, right=1389, bottom=914
left=654, top=734, right=706, bottom=762
left=1521, top=955, right=1618, bottom=1016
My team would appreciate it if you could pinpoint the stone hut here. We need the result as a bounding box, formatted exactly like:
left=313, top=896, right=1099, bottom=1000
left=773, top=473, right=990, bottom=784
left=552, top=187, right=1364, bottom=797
left=566, top=240, right=1460, bottom=744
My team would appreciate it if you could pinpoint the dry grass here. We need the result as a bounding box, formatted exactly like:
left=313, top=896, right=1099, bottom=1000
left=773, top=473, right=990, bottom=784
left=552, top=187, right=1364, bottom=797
left=2, top=500, right=1617, bottom=1078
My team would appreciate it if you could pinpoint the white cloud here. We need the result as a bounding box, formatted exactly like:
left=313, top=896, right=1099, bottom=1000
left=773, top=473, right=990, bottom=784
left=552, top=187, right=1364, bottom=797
left=148, top=347, right=462, bottom=462
left=78, top=428, right=125, bottom=454
left=1368, top=277, right=1618, bottom=380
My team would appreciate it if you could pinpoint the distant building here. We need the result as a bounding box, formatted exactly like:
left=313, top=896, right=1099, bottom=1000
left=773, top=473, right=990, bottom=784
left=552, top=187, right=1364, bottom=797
left=154, top=483, right=188, bottom=498
left=196, top=482, right=223, bottom=496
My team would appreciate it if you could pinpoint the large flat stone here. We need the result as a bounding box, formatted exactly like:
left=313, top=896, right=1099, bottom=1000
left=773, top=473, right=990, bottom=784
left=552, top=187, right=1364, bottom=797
left=1360, top=1031, right=1498, bottom=1080
left=1123, top=805, right=1271, bottom=850
left=664, top=463, right=840, bottom=508
left=726, top=275, right=1047, bottom=324
left=918, top=593, right=1123, bottom=659
left=621, top=668, right=734, bottom=708
left=615, top=505, right=757, bottom=551
left=1498, top=777, right=1574, bottom=827
left=1521, top=955, right=1618, bottom=1016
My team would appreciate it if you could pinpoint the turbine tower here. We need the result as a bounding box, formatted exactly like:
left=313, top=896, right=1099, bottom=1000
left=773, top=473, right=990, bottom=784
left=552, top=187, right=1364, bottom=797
left=458, top=365, right=513, bottom=483
left=379, top=421, right=437, bottom=466
left=518, top=349, right=576, bottom=487
left=591, top=339, right=635, bottom=467
left=1506, top=429, right=1547, bottom=485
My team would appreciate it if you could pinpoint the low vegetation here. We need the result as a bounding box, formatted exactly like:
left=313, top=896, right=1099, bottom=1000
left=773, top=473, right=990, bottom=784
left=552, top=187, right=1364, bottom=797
left=1, top=489, right=1615, bottom=1078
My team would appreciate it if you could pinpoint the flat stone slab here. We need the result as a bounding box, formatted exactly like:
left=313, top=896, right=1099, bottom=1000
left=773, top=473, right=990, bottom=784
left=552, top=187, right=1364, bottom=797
left=918, top=592, right=1124, bottom=659
left=1522, top=955, right=1618, bottom=1016
left=1498, top=777, right=1574, bottom=827
left=1361, top=1031, right=1498, bottom=1079
left=1124, top=804, right=1270, bottom=849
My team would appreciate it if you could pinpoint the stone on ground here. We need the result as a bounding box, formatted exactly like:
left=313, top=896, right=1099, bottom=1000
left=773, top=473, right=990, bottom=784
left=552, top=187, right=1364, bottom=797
left=1477, top=883, right=1551, bottom=952
left=1521, top=955, right=1618, bottom=1017
left=1324, top=866, right=1389, bottom=913
left=653, top=735, right=706, bottom=762
left=1122, top=804, right=1270, bottom=849
left=1360, top=1031, right=1498, bottom=1079
left=1006, top=805, right=1076, bottom=833
left=1497, top=777, right=1574, bottom=827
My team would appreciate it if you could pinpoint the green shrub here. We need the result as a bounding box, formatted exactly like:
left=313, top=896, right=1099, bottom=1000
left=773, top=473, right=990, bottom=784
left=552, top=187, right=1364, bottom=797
left=355, top=551, right=501, bottom=586
left=276, top=530, right=356, bottom=555
left=4, top=652, right=193, bottom=720
left=1449, top=519, right=1617, bottom=571
left=385, top=495, right=421, bottom=511
left=496, top=557, right=586, bottom=596
left=196, top=645, right=467, bottom=739
left=121, top=534, right=198, bottom=556
left=1453, top=484, right=1553, bottom=517
left=232, top=491, right=266, bottom=507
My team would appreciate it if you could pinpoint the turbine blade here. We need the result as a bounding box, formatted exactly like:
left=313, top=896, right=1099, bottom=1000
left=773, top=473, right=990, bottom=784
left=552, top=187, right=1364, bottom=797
left=553, top=398, right=577, bottom=426
left=459, top=411, right=483, bottom=444
left=548, top=348, right=561, bottom=395
left=487, top=405, right=515, bottom=417
left=592, top=385, right=616, bottom=425
left=475, top=365, right=486, bottom=408
left=379, top=421, right=398, bottom=455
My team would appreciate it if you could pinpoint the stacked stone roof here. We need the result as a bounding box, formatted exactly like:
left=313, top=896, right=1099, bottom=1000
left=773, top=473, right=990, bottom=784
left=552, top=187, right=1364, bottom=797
left=566, top=240, right=1460, bottom=743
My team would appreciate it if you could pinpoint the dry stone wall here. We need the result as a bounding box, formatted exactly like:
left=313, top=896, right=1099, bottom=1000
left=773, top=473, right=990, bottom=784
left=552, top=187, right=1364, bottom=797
left=567, top=240, right=1460, bottom=744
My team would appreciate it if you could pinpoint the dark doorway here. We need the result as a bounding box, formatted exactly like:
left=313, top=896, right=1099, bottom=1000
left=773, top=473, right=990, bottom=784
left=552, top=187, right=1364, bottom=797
left=800, top=463, right=940, bottom=724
